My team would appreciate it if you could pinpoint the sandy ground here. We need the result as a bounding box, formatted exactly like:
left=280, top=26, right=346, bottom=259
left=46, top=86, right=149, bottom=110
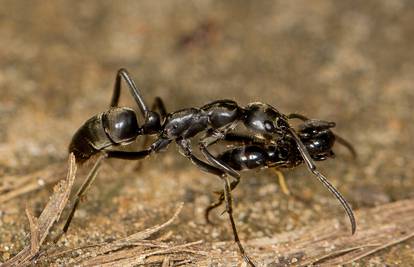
left=1, top=1, right=414, bottom=266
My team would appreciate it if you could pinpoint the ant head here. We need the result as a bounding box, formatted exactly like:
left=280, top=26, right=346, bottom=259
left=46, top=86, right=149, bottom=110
left=244, top=103, right=290, bottom=137
left=297, top=120, right=336, bottom=160
left=102, top=107, right=141, bottom=144
left=142, top=111, right=161, bottom=135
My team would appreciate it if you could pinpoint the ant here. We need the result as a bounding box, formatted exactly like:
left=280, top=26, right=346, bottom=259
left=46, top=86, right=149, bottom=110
left=64, top=68, right=356, bottom=267
left=205, top=118, right=356, bottom=225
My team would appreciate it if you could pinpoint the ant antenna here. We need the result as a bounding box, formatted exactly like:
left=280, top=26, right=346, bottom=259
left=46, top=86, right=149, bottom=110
left=288, top=128, right=356, bottom=235
left=334, top=134, right=357, bottom=158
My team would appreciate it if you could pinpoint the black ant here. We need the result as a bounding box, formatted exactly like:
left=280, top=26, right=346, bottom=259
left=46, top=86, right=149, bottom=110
left=64, top=68, right=356, bottom=267
left=205, top=118, right=356, bottom=224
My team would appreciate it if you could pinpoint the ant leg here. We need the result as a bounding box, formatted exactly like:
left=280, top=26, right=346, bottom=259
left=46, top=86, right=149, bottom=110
left=199, top=132, right=240, bottom=179
left=176, top=139, right=224, bottom=176
left=62, top=139, right=170, bottom=235
left=204, top=177, right=243, bottom=225
left=199, top=132, right=245, bottom=223
left=272, top=169, right=290, bottom=196
left=220, top=174, right=256, bottom=267
left=106, top=149, right=153, bottom=160
left=110, top=68, right=149, bottom=117
left=204, top=194, right=224, bottom=224
left=176, top=138, right=239, bottom=224
left=107, top=138, right=171, bottom=160
left=152, top=96, right=167, bottom=118
left=222, top=133, right=266, bottom=146
left=288, top=128, right=356, bottom=234
left=62, top=155, right=104, bottom=234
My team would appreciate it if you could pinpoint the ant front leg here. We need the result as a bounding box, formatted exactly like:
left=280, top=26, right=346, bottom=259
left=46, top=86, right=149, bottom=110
left=61, top=155, right=105, bottom=235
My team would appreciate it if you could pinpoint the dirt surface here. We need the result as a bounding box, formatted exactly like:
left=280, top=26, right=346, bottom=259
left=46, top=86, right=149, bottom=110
left=1, top=1, right=413, bottom=266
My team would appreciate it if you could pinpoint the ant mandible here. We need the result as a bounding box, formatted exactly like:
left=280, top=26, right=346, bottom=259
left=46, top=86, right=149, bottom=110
left=65, top=68, right=356, bottom=267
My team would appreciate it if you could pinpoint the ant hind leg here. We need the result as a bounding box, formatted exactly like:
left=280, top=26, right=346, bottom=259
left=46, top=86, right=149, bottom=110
left=61, top=155, right=105, bottom=235
left=110, top=68, right=150, bottom=118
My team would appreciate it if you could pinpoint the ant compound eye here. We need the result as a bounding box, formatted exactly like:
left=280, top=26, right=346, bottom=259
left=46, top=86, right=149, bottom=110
left=264, top=120, right=275, bottom=132
left=103, top=108, right=139, bottom=144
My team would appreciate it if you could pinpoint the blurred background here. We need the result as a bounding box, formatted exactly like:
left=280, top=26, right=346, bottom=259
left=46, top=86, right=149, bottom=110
left=1, top=0, right=413, bottom=265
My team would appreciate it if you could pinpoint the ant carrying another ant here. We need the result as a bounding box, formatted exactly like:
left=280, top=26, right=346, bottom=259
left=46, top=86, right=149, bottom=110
left=65, top=68, right=356, bottom=266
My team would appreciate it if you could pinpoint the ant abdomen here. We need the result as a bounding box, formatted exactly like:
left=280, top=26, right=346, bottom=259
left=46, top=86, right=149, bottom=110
left=69, top=107, right=140, bottom=163
left=218, top=146, right=267, bottom=171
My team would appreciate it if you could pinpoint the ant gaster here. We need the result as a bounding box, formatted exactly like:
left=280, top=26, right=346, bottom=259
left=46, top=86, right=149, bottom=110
left=66, top=68, right=356, bottom=267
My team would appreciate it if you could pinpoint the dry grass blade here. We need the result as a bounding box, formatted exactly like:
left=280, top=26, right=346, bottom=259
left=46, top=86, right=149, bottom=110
left=80, top=202, right=184, bottom=258
left=67, top=203, right=205, bottom=265
left=118, top=202, right=184, bottom=243
left=1, top=154, right=77, bottom=267
left=33, top=202, right=207, bottom=266
left=79, top=240, right=204, bottom=267
left=197, top=198, right=414, bottom=266
left=25, top=208, right=40, bottom=255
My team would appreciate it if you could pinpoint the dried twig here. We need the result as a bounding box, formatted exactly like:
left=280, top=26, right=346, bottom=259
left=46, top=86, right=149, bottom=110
left=1, top=154, right=77, bottom=267
left=80, top=240, right=204, bottom=267
left=32, top=202, right=207, bottom=266
left=339, top=232, right=414, bottom=265
left=197, top=198, right=414, bottom=266
left=4, top=158, right=413, bottom=266
left=117, top=202, right=184, bottom=243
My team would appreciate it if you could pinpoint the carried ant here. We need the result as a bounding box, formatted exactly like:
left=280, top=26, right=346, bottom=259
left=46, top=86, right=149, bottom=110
left=206, top=118, right=356, bottom=223
left=64, top=68, right=356, bottom=267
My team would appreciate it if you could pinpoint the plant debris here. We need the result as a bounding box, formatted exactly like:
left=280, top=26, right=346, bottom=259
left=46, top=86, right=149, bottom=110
left=198, top=199, right=414, bottom=266
left=2, top=154, right=77, bottom=267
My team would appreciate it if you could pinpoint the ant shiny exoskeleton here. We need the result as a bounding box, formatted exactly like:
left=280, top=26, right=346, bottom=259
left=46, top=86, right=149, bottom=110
left=205, top=119, right=356, bottom=224
left=65, top=68, right=356, bottom=267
